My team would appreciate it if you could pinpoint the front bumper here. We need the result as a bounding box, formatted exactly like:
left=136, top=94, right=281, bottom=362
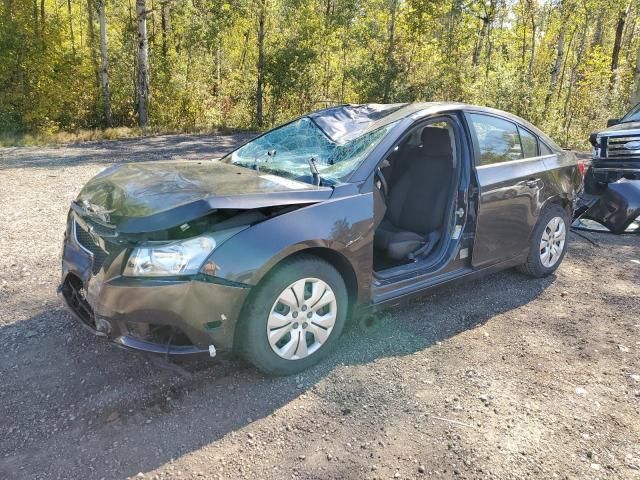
left=59, top=220, right=251, bottom=355
left=592, top=159, right=640, bottom=182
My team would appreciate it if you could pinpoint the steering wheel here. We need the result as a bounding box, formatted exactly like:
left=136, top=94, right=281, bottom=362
left=375, top=166, right=389, bottom=202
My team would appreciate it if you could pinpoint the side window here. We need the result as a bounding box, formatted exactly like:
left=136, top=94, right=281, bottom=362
left=539, top=141, right=554, bottom=156
left=518, top=127, right=539, bottom=158
left=469, top=114, right=522, bottom=166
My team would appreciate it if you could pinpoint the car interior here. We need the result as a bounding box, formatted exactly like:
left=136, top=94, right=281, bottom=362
left=373, top=121, right=458, bottom=272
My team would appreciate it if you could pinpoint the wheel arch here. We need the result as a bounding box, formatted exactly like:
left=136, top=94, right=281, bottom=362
left=540, top=194, right=573, bottom=217
left=232, top=246, right=361, bottom=351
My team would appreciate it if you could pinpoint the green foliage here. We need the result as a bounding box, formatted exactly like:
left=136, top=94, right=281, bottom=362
left=1, top=0, right=639, bottom=148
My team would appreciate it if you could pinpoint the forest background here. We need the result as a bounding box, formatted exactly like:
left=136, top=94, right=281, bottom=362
left=1, top=0, right=639, bottom=148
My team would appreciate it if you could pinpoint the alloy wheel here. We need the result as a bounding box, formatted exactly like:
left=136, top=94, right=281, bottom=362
left=267, top=278, right=337, bottom=360
left=540, top=216, right=566, bottom=268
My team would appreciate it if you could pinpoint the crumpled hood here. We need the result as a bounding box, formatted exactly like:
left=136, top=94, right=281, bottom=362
left=74, top=160, right=332, bottom=233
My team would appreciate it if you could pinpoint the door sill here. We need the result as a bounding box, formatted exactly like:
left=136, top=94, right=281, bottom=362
left=372, top=266, right=471, bottom=304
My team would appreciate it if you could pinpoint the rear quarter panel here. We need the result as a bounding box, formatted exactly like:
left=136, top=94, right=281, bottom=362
left=541, top=150, right=581, bottom=214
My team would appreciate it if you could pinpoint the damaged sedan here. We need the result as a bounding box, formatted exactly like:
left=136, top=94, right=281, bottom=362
left=60, top=103, right=582, bottom=375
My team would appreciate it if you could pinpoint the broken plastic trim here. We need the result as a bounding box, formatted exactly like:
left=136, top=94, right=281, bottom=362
left=579, top=181, right=640, bottom=234
left=113, top=335, right=208, bottom=355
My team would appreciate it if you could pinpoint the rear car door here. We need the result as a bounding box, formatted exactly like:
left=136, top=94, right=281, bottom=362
left=466, top=112, right=547, bottom=268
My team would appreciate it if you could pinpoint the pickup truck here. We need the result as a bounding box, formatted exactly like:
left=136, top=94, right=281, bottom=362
left=588, top=103, right=640, bottom=186
left=581, top=103, right=640, bottom=233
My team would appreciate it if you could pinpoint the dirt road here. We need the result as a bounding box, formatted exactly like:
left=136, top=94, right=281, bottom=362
left=0, top=134, right=639, bottom=479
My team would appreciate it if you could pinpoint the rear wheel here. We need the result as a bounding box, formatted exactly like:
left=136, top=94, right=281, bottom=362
left=237, top=255, right=348, bottom=375
left=518, top=205, right=570, bottom=278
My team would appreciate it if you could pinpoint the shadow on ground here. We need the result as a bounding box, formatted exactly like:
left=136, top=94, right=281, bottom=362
left=0, top=267, right=554, bottom=479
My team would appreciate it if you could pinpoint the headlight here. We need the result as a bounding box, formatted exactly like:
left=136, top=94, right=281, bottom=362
left=123, top=227, right=244, bottom=277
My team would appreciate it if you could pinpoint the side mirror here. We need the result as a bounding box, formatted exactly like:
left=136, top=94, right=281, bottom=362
left=606, top=118, right=620, bottom=127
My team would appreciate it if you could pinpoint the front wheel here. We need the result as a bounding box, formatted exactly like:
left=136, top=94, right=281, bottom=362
left=237, top=254, right=348, bottom=375
left=517, top=205, right=570, bottom=278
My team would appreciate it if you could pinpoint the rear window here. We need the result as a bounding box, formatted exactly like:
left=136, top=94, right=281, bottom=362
left=519, top=127, right=539, bottom=158
left=540, top=141, right=554, bottom=156
left=469, top=114, right=522, bottom=165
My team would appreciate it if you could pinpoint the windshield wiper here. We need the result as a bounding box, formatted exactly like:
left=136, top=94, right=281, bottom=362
left=308, top=157, right=322, bottom=186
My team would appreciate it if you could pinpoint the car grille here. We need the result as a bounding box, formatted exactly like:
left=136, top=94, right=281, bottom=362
left=604, top=135, right=640, bottom=159
left=74, top=219, right=109, bottom=274
left=61, top=274, right=96, bottom=329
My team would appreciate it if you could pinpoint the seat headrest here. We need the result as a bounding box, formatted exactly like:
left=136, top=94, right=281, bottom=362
left=421, top=127, right=452, bottom=158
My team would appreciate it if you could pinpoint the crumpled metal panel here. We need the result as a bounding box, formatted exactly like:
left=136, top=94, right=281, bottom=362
left=309, top=103, right=405, bottom=143
left=582, top=180, right=640, bottom=234
left=74, top=160, right=332, bottom=233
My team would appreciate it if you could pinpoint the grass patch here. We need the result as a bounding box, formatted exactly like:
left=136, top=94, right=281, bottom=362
left=0, top=126, right=252, bottom=148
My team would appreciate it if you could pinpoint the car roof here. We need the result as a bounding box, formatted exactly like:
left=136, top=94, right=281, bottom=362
left=322, top=102, right=561, bottom=151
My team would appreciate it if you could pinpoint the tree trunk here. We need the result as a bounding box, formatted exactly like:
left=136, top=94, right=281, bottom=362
left=256, top=0, right=266, bottom=128
left=563, top=22, right=588, bottom=126
left=550, top=27, right=565, bottom=85
left=472, top=16, right=489, bottom=67
left=98, top=0, right=112, bottom=127
left=632, top=43, right=640, bottom=105
left=33, top=0, right=38, bottom=35
left=527, top=1, right=536, bottom=78
left=86, top=0, right=101, bottom=88
left=68, top=0, right=76, bottom=55
left=239, top=30, right=249, bottom=70
left=150, top=0, right=155, bottom=40
left=216, top=38, right=222, bottom=96
left=609, top=3, right=629, bottom=91
left=543, top=24, right=565, bottom=114
left=136, top=0, right=149, bottom=127
left=40, top=0, right=44, bottom=33
left=591, top=14, right=604, bottom=49
left=382, top=0, right=398, bottom=103
left=556, top=27, right=575, bottom=101
left=160, top=1, right=170, bottom=59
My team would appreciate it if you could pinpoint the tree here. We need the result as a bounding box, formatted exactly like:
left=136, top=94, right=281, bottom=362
left=382, top=0, right=399, bottom=103
left=67, top=0, right=76, bottom=55
left=1, top=0, right=640, bottom=148
left=98, top=0, right=112, bottom=127
left=136, top=0, right=149, bottom=127
left=633, top=42, right=640, bottom=105
left=256, top=0, right=266, bottom=128
left=609, top=2, right=630, bottom=91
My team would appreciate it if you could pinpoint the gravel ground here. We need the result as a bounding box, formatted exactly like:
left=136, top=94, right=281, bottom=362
left=0, top=134, right=639, bottom=480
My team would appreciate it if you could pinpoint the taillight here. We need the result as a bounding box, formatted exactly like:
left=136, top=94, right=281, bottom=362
left=577, top=160, right=586, bottom=176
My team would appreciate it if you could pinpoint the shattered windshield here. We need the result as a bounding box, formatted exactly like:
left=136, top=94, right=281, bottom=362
left=621, top=103, right=640, bottom=123
left=222, top=115, right=398, bottom=184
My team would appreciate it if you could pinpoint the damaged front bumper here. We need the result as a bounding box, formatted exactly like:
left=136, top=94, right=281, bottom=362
left=578, top=179, right=640, bottom=234
left=58, top=219, right=251, bottom=356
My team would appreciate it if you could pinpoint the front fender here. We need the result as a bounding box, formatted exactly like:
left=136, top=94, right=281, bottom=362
left=207, top=192, right=375, bottom=303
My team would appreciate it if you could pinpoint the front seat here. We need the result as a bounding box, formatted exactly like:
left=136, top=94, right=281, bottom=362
left=374, top=127, right=453, bottom=261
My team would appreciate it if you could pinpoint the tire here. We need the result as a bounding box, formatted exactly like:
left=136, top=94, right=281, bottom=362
left=517, top=204, right=570, bottom=278
left=236, top=254, right=348, bottom=375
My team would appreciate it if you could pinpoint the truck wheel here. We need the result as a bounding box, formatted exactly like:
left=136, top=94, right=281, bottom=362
left=517, top=205, right=570, bottom=278
left=237, top=254, right=348, bottom=375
